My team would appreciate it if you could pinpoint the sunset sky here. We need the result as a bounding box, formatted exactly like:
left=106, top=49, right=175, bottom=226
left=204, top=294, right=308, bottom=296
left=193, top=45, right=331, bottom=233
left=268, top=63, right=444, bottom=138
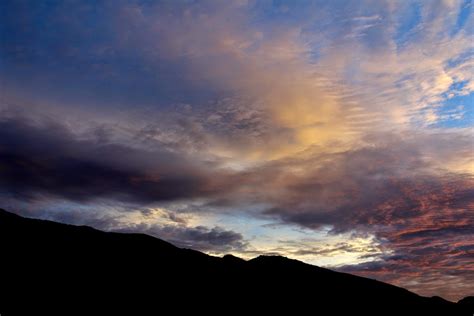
left=0, top=0, right=473, bottom=301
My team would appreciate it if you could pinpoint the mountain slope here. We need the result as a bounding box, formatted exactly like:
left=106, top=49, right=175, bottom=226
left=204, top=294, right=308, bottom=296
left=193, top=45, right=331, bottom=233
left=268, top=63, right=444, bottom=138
left=0, top=209, right=471, bottom=315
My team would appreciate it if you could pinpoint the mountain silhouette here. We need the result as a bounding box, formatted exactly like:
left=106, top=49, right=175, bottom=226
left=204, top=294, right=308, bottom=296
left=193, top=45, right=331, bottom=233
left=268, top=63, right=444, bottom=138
left=0, top=208, right=471, bottom=315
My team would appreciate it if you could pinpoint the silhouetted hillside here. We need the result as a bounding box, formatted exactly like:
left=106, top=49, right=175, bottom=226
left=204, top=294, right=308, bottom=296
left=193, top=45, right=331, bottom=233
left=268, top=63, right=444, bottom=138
left=0, top=209, right=471, bottom=315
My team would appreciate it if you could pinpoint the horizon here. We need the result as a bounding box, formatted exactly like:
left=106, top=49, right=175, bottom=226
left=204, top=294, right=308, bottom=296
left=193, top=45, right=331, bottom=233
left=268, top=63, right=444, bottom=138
left=0, top=0, right=473, bottom=301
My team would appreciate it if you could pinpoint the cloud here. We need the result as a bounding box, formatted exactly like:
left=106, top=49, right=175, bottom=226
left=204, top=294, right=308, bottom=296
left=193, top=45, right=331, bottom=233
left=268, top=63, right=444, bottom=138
left=3, top=0, right=471, bottom=161
left=116, top=224, right=247, bottom=253
left=339, top=220, right=474, bottom=302
left=352, top=15, right=382, bottom=22
left=5, top=202, right=247, bottom=254
left=258, top=137, right=473, bottom=230
left=0, top=115, right=235, bottom=203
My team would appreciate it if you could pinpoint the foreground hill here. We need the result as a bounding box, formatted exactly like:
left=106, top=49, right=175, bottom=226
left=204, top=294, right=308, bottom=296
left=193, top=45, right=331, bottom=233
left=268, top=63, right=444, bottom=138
left=0, top=209, right=471, bottom=315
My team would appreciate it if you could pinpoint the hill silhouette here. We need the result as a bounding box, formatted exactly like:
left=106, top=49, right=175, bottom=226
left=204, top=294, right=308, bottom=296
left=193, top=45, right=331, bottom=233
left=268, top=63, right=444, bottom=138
left=0, top=208, right=471, bottom=315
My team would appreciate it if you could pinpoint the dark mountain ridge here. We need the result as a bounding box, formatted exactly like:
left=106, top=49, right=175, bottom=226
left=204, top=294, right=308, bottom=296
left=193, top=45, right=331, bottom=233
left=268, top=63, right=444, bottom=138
left=0, top=209, right=471, bottom=315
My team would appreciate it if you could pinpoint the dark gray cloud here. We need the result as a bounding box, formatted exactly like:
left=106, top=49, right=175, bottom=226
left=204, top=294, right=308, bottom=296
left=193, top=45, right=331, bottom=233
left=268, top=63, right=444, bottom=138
left=255, top=137, right=473, bottom=231
left=0, top=116, right=234, bottom=203
left=115, top=224, right=247, bottom=253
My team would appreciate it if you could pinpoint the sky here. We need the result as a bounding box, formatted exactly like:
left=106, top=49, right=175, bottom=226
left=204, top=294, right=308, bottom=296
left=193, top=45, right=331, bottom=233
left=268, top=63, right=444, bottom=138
left=0, top=0, right=473, bottom=301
